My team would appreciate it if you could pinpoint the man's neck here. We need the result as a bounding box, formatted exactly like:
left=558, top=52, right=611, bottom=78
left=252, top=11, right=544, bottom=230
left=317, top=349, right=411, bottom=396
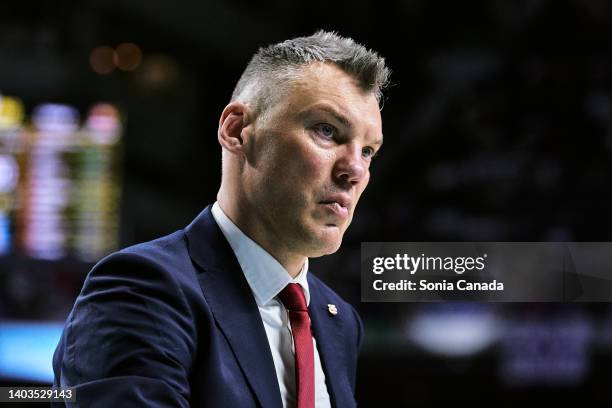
left=216, top=195, right=306, bottom=278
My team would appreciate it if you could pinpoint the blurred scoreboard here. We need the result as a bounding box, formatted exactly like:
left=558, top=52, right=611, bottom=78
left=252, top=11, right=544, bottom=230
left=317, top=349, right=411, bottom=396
left=0, top=94, right=123, bottom=262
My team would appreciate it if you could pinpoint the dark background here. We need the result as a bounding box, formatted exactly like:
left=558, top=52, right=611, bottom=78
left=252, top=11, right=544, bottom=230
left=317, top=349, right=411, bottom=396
left=2, top=0, right=612, bottom=406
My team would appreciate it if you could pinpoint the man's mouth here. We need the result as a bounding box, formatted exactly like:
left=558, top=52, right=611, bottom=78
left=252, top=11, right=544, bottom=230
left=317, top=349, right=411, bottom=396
left=319, top=194, right=351, bottom=219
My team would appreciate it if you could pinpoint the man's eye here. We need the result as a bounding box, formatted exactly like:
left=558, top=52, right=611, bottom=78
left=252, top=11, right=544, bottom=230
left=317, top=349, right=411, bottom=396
left=362, top=147, right=376, bottom=159
left=314, top=123, right=336, bottom=138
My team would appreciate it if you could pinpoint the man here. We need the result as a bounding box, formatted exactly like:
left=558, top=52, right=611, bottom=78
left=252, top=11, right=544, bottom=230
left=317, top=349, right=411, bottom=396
left=53, top=30, right=390, bottom=407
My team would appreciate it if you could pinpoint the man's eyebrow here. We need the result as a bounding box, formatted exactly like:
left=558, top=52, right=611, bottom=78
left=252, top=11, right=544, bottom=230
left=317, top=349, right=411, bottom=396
left=303, top=103, right=383, bottom=147
left=303, top=104, right=353, bottom=129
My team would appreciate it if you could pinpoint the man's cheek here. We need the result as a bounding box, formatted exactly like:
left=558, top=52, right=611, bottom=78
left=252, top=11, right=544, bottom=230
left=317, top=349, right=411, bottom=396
left=302, top=153, right=327, bottom=179
left=353, top=177, right=370, bottom=204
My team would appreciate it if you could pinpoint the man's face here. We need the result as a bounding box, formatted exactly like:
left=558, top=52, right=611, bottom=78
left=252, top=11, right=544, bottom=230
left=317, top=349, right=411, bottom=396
left=242, top=62, right=383, bottom=258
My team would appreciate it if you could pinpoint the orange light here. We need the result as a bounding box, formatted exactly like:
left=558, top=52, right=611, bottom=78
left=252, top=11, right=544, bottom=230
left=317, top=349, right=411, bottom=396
left=114, top=42, right=142, bottom=72
left=89, top=46, right=116, bottom=75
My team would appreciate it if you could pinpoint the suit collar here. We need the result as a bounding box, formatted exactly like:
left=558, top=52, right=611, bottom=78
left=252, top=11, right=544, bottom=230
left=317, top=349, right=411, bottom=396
left=185, top=206, right=283, bottom=408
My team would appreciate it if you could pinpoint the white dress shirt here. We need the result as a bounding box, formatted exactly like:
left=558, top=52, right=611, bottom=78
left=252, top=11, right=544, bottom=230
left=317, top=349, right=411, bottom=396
left=211, top=202, right=332, bottom=408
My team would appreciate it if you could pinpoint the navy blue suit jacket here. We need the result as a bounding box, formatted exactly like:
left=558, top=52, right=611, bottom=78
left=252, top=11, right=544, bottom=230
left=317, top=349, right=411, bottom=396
left=53, top=206, right=364, bottom=407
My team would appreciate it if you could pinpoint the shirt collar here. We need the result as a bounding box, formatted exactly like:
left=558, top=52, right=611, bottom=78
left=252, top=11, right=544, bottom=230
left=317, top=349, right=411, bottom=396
left=211, top=202, right=310, bottom=307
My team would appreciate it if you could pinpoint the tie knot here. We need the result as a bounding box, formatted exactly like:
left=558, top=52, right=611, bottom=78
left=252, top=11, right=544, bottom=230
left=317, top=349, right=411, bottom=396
left=278, top=283, right=308, bottom=312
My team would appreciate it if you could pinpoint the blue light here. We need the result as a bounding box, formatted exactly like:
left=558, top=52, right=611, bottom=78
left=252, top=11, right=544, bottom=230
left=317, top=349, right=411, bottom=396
left=0, top=321, right=63, bottom=383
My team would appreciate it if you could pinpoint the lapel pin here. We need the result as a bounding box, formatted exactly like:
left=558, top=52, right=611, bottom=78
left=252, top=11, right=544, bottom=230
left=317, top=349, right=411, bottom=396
left=327, top=304, right=338, bottom=316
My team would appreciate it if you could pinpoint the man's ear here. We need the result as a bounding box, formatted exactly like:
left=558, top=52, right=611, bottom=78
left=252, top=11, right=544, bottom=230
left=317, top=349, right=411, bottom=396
left=218, top=101, right=252, bottom=154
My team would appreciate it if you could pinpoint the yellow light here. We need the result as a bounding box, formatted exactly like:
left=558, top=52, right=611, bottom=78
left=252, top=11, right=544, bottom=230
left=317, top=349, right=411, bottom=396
left=0, top=96, right=25, bottom=128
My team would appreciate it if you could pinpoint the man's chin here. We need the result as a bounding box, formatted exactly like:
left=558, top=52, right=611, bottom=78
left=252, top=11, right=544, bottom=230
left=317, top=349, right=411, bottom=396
left=307, top=225, right=344, bottom=256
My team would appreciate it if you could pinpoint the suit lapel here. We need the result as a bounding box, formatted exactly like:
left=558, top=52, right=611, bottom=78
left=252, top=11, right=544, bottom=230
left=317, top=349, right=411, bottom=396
left=308, top=277, right=354, bottom=408
left=185, top=207, right=283, bottom=408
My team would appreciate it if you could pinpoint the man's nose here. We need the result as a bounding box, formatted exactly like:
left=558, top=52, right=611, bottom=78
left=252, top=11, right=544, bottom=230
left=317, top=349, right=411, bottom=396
left=333, top=144, right=367, bottom=185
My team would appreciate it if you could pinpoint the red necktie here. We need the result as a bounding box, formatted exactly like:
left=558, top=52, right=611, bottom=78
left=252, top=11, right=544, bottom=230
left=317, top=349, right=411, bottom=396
left=278, top=283, right=315, bottom=408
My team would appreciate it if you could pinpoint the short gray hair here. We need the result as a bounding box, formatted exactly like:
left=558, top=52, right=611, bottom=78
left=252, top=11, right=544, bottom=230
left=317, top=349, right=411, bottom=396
left=231, top=30, right=391, bottom=117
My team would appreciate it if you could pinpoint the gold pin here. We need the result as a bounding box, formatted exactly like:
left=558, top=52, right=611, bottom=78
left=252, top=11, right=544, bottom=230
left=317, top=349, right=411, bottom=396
left=327, top=304, right=338, bottom=316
